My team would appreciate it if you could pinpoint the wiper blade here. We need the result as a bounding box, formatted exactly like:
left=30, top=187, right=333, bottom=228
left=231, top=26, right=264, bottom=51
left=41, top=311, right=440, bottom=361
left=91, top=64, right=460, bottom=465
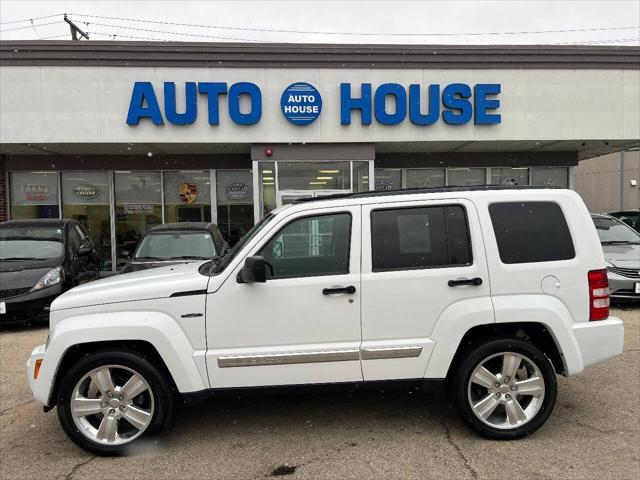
left=133, top=256, right=165, bottom=261
left=601, top=241, right=640, bottom=245
left=171, top=256, right=209, bottom=260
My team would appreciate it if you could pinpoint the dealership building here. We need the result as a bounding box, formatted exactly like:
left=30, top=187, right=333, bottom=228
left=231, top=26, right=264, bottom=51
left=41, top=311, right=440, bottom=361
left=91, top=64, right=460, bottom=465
left=0, top=41, right=639, bottom=271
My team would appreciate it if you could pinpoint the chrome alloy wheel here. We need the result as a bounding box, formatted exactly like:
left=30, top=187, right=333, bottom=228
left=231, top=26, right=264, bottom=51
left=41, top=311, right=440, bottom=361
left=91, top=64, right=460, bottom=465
left=70, top=365, right=155, bottom=446
left=467, top=352, right=545, bottom=430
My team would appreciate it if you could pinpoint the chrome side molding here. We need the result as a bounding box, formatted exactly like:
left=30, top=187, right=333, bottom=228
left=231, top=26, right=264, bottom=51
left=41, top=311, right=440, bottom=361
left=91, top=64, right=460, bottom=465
left=217, top=349, right=360, bottom=368
left=217, top=346, right=423, bottom=368
left=360, top=346, right=423, bottom=360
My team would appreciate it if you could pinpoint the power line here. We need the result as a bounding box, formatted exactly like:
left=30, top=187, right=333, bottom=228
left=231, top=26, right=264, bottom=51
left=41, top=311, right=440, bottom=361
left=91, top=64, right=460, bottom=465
left=74, top=20, right=271, bottom=42
left=0, top=13, right=63, bottom=25
left=0, top=20, right=63, bottom=33
left=552, top=37, right=640, bottom=45
left=68, top=12, right=640, bottom=37
left=88, top=31, right=170, bottom=42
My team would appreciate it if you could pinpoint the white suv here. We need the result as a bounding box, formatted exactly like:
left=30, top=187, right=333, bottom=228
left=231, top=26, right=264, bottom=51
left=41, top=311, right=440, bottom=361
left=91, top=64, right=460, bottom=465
left=26, top=186, right=624, bottom=454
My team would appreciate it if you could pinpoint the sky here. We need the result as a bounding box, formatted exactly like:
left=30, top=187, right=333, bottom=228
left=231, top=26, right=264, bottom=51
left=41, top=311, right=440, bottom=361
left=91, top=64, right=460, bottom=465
left=0, top=0, right=639, bottom=45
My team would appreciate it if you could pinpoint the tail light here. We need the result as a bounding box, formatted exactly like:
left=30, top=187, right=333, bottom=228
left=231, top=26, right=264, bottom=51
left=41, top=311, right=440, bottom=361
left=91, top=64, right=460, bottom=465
left=588, top=269, right=609, bottom=321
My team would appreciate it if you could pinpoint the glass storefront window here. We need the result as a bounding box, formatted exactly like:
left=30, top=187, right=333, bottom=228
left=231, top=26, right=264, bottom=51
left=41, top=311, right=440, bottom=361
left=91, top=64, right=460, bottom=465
left=61, top=171, right=112, bottom=271
left=530, top=167, right=569, bottom=188
left=9, top=171, right=59, bottom=219
left=216, top=170, right=254, bottom=246
left=405, top=169, right=446, bottom=188
left=490, top=167, right=529, bottom=186
left=353, top=161, right=371, bottom=193
left=447, top=168, right=486, bottom=186
left=278, top=161, right=350, bottom=191
left=114, top=171, right=162, bottom=270
left=260, top=162, right=277, bottom=216
left=375, top=168, right=402, bottom=190
left=163, top=171, right=211, bottom=223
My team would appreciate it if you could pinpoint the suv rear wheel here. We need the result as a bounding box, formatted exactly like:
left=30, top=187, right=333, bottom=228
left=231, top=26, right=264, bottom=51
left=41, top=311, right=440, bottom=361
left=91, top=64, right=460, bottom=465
left=57, top=350, right=175, bottom=455
left=450, top=338, right=557, bottom=439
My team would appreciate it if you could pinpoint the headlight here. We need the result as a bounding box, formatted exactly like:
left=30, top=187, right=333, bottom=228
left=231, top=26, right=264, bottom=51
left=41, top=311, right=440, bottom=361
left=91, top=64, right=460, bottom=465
left=31, top=267, right=64, bottom=291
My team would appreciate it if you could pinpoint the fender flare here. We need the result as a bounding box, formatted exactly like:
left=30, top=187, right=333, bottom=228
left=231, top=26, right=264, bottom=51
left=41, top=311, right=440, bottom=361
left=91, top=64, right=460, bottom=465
left=424, top=294, right=583, bottom=379
left=37, top=311, right=208, bottom=406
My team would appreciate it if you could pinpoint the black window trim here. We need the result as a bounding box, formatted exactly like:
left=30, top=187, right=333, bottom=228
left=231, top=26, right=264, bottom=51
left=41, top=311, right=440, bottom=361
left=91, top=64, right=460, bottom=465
left=370, top=203, right=474, bottom=273
left=256, top=210, right=354, bottom=281
left=488, top=200, right=577, bottom=265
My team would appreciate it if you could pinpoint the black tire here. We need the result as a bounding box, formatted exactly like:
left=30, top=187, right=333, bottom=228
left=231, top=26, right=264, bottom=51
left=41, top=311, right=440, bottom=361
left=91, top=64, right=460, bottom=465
left=449, top=337, right=557, bottom=440
left=57, top=350, right=175, bottom=455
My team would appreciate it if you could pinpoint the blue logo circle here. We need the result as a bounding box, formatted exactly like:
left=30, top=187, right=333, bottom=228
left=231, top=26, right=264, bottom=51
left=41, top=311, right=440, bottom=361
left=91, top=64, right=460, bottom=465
left=280, top=82, right=322, bottom=125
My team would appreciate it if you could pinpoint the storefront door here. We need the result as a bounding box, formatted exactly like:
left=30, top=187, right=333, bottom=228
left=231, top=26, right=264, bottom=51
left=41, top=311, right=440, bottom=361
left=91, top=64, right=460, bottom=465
left=255, top=160, right=374, bottom=221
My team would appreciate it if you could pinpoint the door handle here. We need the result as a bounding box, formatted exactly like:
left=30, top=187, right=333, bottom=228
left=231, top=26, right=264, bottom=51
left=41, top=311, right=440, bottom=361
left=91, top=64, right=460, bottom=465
left=448, top=277, right=483, bottom=287
left=322, top=285, right=356, bottom=295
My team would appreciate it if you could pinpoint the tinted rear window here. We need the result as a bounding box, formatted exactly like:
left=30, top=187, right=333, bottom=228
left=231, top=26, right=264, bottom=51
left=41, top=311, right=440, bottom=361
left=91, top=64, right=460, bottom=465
left=489, top=202, right=575, bottom=264
left=371, top=205, right=472, bottom=271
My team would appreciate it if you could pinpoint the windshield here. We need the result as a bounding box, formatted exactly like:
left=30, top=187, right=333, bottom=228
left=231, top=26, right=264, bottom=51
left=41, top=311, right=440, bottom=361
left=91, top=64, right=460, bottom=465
left=212, top=213, right=275, bottom=273
left=0, top=226, right=65, bottom=260
left=134, top=232, right=216, bottom=260
left=593, top=217, right=640, bottom=244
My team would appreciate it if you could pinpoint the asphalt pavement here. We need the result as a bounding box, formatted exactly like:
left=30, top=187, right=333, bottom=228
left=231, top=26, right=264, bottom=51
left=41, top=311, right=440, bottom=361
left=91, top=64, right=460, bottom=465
left=1, top=307, right=638, bottom=480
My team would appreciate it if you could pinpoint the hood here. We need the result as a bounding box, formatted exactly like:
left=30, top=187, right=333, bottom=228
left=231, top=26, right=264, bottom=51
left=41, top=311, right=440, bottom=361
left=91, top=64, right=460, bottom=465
left=51, top=261, right=209, bottom=311
left=602, top=243, right=640, bottom=268
left=119, top=260, right=185, bottom=274
left=0, top=260, right=61, bottom=290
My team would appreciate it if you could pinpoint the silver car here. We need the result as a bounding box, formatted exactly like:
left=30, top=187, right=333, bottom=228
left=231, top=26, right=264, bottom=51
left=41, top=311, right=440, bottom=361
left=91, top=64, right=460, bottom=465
left=592, top=213, right=640, bottom=301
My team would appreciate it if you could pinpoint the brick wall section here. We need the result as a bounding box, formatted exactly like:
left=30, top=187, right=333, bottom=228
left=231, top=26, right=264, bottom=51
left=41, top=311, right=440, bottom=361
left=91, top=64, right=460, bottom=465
left=0, top=155, right=6, bottom=222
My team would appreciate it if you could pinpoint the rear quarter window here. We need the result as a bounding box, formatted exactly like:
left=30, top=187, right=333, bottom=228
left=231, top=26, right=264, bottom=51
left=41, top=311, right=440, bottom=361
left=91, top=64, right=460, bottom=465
left=489, top=201, right=575, bottom=264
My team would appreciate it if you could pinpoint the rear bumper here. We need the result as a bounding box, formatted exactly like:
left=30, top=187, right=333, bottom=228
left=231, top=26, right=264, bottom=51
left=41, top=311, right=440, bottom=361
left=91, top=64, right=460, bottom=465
left=571, top=317, right=624, bottom=370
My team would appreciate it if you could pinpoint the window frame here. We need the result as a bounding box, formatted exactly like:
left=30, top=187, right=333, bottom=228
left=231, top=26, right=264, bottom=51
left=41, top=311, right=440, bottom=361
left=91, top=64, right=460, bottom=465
left=488, top=200, right=576, bottom=265
left=257, top=211, right=353, bottom=280
left=369, top=203, right=473, bottom=273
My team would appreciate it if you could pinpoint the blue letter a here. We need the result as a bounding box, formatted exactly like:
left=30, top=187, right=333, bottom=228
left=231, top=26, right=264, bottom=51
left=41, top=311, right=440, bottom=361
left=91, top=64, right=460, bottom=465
left=126, top=82, right=164, bottom=125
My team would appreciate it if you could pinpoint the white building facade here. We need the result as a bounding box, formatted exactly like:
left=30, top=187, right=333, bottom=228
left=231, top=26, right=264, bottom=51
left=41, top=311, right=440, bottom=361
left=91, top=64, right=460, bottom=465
left=1, top=42, right=639, bottom=271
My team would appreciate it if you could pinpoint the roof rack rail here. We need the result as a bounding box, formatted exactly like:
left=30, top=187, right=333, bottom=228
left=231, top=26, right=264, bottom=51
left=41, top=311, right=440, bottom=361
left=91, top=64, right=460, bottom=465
left=293, top=184, right=563, bottom=204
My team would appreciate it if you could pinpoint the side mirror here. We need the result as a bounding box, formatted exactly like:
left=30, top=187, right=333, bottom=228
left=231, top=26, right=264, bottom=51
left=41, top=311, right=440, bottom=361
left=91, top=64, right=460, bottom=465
left=237, top=256, right=267, bottom=284
left=77, top=246, right=92, bottom=257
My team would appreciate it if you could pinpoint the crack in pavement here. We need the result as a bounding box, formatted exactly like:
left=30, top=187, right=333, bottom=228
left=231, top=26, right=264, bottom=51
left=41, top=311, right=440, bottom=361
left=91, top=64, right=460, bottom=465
left=426, top=405, right=479, bottom=480
left=0, top=399, right=34, bottom=416
left=60, top=455, right=97, bottom=480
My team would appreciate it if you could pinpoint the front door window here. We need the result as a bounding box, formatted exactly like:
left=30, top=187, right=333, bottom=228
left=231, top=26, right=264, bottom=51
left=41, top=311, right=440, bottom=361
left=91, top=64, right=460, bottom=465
left=259, top=213, right=352, bottom=279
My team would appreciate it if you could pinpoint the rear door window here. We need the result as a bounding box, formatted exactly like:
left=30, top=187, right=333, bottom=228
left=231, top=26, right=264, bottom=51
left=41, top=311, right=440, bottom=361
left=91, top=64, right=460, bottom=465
left=370, top=205, right=472, bottom=271
left=489, top=202, right=575, bottom=264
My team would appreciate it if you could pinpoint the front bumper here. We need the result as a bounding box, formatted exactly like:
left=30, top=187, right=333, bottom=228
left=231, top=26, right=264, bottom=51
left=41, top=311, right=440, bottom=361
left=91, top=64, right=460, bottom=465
left=572, top=317, right=624, bottom=370
left=26, top=343, right=48, bottom=404
left=1, top=285, right=62, bottom=323
left=607, top=271, right=640, bottom=300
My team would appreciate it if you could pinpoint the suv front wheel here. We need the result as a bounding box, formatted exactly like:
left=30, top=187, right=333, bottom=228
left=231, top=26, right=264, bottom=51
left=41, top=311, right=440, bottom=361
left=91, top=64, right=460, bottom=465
left=57, top=350, right=175, bottom=455
left=450, top=338, right=557, bottom=440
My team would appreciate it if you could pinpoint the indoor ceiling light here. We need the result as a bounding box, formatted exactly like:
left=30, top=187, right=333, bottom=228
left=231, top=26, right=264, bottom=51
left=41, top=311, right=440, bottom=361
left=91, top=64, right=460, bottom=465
left=318, top=170, right=339, bottom=174
left=262, top=176, right=274, bottom=180
left=316, top=176, right=333, bottom=180
left=262, top=170, right=273, bottom=174
left=309, top=181, right=327, bottom=185
left=263, top=182, right=274, bottom=185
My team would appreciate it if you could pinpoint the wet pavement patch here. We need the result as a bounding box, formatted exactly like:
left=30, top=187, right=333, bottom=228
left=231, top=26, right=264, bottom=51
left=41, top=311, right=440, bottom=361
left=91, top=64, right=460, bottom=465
left=270, top=464, right=297, bottom=476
